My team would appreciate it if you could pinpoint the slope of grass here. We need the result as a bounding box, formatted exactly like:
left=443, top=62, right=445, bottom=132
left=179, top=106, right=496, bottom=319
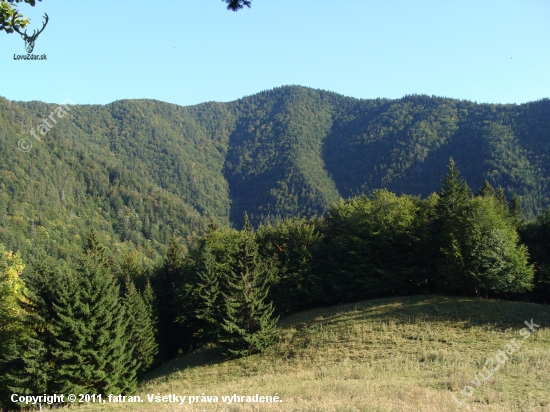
left=81, top=295, right=550, bottom=411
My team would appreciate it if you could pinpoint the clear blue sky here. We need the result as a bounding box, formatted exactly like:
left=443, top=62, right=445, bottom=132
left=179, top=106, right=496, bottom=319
left=1, top=0, right=549, bottom=106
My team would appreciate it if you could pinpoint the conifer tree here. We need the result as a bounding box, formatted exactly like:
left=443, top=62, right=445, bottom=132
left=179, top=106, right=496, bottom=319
left=435, top=158, right=472, bottom=218
left=8, top=256, right=63, bottom=399
left=430, top=159, right=472, bottom=291
left=50, top=229, right=137, bottom=394
left=220, top=213, right=278, bottom=358
left=477, top=180, right=495, bottom=198
left=433, top=173, right=534, bottom=297
left=194, top=245, right=225, bottom=343
left=142, top=279, right=161, bottom=369
left=153, top=235, right=186, bottom=361
left=520, top=207, right=550, bottom=304
left=124, top=278, right=158, bottom=376
left=509, top=194, right=523, bottom=227
left=181, top=218, right=239, bottom=348
left=495, top=186, right=509, bottom=214
left=143, top=279, right=157, bottom=329
left=191, top=218, right=236, bottom=344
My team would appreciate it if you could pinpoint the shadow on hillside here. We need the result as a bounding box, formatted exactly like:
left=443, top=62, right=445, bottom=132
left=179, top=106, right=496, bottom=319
left=142, top=295, right=550, bottom=384
left=140, top=346, right=225, bottom=384
left=278, top=295, right=550, bottom=331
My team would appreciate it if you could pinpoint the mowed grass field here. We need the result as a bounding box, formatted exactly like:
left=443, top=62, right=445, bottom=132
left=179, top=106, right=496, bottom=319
left=77, top=295, right=550, bottom=412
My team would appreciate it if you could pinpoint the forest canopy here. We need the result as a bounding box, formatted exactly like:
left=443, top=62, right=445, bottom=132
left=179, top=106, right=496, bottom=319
left=1, top=87, right=549, bottom=264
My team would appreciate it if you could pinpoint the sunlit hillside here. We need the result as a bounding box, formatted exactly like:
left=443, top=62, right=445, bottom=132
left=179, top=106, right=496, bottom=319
left=77, top=295, right=550, bottom=412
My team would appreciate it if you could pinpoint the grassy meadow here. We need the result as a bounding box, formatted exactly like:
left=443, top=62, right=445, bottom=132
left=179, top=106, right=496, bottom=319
left=72, top=295, right=550, bottom=412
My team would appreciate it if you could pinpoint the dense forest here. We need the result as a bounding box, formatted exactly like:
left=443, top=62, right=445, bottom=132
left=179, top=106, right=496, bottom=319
left=1, top=86, right=549, bottom=409
left=2, top=159, right=550, bottom=409
left=1, top=86, right=549, bottom=264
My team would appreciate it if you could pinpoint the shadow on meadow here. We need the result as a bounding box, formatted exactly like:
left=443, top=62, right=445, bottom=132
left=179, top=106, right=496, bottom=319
left=140, top=346, right=225, bottom=384
left=281, top=295, right=550, bottom=331
left=141, top=295, right=550, bottom=383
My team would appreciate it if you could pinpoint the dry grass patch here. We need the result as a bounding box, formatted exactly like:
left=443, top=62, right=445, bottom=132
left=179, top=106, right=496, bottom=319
left=73, top=295, right=550, bottom=412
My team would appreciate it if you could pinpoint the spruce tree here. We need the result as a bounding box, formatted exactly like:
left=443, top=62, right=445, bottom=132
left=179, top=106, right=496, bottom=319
left=182, top=218, right=239, bottom=348
left=119, top=250, right=149, bottom=291
left=143, top=280, right=157, bottom=331
left=124, top=278, right=158, bottom=376
left=509, top=194, right=523, bottom=228
left=9, top=256, right=63, bottom=399
left=477, top=180, right=495, bottom=198
left=220, top=213, right=278, bottom=358
left=435, top=158, right=472, bottom=218
left=431, top=159, right=472, bottom=292
left=495, top=186, right=509, bottom=214
left=153, top=235, right=186, bottom=361
left=142, top=280, right=161, bottom=369
left=51, top=230, right=137, bottom=394
left=194, top=245, right=225, bottom=343
left=433, top=177, right=534, bottom=298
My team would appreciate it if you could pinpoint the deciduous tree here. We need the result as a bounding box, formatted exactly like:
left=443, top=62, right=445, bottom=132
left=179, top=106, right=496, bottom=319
left=0, top=244, right=26, bottom=408
left=0, top=0, right=40, bottom=34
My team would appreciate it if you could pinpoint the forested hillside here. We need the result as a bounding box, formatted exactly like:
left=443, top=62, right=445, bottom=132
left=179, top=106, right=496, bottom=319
left=2, top=85, right=550, bottom=408
left=1, top=86, right=549, bottom=262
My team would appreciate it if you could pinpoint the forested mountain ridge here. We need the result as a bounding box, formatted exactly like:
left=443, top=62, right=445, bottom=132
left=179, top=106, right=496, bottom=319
left=1, top=86, right=549, bottom=261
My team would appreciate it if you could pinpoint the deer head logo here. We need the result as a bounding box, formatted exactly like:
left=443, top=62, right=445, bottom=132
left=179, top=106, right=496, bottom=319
left=14, top=13, right=49, bottom=53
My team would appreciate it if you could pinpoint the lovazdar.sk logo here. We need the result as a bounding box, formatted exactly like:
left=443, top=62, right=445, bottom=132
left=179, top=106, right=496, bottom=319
left=13, top=12, right=48, bottom=60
